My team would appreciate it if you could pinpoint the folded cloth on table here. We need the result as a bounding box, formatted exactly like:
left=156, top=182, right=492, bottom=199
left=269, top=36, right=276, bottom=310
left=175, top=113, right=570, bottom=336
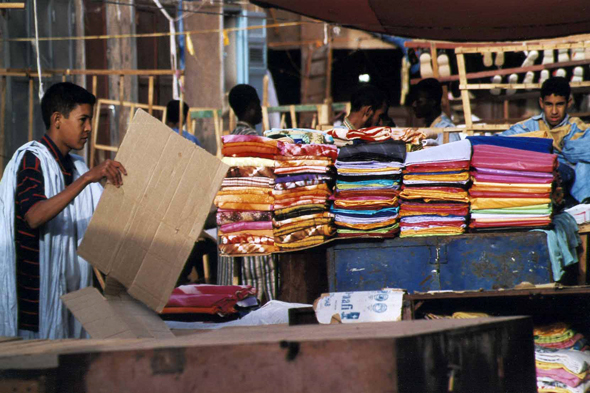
left=273, top=218, right=335, bottom=236
left=469, top=191, right=551, bottom=199
left=472, top=205, right=552, bottom=215
left=335, top=216, right=399, bottom=230
left=216, top=210, right=273, bottom=225
left=471, top=145, right=557, bottom=173
left=400, top=227, right=466, bottom=237
left=404, top=160, right=471, bottom=172
left=331, top=207, right=399, bottom=217
left=215, top=202, right=273, bottom=211
left=164, top=284, right=257, bottom=314
left=222, top=144, right=279, bottom=158
left=337, top=222, right=400, bottom=236
left=275, top=235, right=329, bottom=249
left=219, top=221, right=273, bottom=233
left=338, top=140, right=407, bottom=162
left=275, top=224, right=335, bottom=243
left=469, top=219, right=552, bottom=228
left=274, top=197, right=329, bottom=210
left=218, top=229, right=274, bottom=238
left=336, top=179, right=398, bottom=190
left=400, top=202, right=469, bottom=217
left=401, top=216, right=466, bottom=224
left=466, top=135, right=553, bottom=153
left=326, top=126, right=424, bottom=144
left=470, top=197, right=552, bottom=210
left=214, top=193, right=273, bottom=205
left=222, top=134, right=280, bottom=146
left=274, top=178, right=331, bottom=190
left=335, top=189, right=399, bottom=198
left=334, top=197, right=398, bottom=210
left=219, top=243, right=278, bottom=255
left=534, top=322, right=569, bottom=337
left=264, top=128, right=332, bottom=144
left=536, top=367, right=588, bottom=389
left=275, top=158, right=332, bottom=167
left=274, top=173, right=332, bottom=183
left=219, top=234, right=274, bottom=245
left=273, top=212, right=334, bottom=228
left=405, top=139, right=472, bottom=165
left=279, top=143, right=338, bottom=160
left=404, top=172, right=470, bottom=182
left=222, top=177, right=274, bottom=188
left=471, top=213, right=551, bottom=220
left=274, top=204, right=328, bottom=220
left=274, top=166, right=332, bottom=175
left=160, top=306, right=222, bottom=315
left=400, top=187, right=469, bottom=203
left=471, top=172, right=554, bottom=184
left=226, top=166, right=276, bottom=179
left=222, top=157, right=276, bottom=167
left=535, top=347, right=590, bottom=375
left=472, top=167, right=555, bottom=178
left=273, top=183, right=331, bottom=197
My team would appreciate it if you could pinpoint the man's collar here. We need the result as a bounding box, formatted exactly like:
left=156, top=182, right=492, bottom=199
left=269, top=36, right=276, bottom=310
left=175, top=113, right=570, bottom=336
left=237, top=120, right=255, bottom=129
left=538, top=113, right=570, bottom=129
left=40, top=134, right=71, bottom=174
left=343, top=117, right=355, bottom=130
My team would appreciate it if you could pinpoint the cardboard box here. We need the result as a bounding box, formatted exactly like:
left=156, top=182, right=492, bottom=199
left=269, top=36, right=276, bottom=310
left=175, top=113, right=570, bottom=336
left=77, top=109, right=228, bottom=314
left=314, top=289, right=405, bottom=324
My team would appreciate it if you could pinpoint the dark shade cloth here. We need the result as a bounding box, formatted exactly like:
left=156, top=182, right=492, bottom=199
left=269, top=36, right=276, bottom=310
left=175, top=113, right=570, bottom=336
left=337, top=140, right=407, bottom=163
left=274, top=173, right=332, bottom=183
left=467, top=135, right=554, bottom=153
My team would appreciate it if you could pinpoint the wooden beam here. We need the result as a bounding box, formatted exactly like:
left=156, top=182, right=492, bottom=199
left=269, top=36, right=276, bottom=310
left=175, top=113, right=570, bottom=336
left=456, top=52, right=473, bottom=132
left=28, top=78, right=34, bottom=141
left=148, top=76, right=154, bottom=115
left=0, top=3, right=25, bottom=9
left=179, top=75, right=185, bottom=135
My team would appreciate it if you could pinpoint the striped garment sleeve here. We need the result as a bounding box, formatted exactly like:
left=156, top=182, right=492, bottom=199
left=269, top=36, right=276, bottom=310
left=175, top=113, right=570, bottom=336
left=16, top=151, right=47, bottom=216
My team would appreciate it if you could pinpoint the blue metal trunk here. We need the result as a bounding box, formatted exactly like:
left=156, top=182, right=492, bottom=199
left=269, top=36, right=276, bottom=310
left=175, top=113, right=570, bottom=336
left=327, top=232, right=553, bottom=293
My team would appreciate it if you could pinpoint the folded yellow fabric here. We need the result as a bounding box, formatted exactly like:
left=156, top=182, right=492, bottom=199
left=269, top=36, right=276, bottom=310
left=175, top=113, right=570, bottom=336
left=470, top=198, right=552, bottom=210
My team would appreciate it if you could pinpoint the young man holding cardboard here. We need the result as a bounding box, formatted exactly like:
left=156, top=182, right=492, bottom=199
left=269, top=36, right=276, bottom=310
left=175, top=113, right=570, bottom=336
left=502, top=77, right=590, bottom=204
left=0, top=82, right=127, bottom=339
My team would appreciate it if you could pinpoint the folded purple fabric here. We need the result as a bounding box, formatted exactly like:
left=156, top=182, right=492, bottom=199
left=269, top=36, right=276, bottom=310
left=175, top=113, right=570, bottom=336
left=472, top=167, right=554, bottom=178
left=471, top=172, right=553, bottom=184
left=219, top=221, right=273, bottom=233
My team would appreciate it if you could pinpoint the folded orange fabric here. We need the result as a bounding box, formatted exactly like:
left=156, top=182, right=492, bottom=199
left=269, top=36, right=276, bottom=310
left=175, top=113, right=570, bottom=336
left=215, top=202, right=274, bottom=211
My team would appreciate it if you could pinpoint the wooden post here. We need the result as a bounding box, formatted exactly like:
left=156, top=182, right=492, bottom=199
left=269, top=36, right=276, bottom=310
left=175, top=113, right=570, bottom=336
left=179, top=75, right=184, bottom=134
left=290, top=105, right=297, bottom=128
left=229, top=107, right=236, bottom=132
left=262, top=74, right=269, bottom=131
left=28, top=78, right=34, bottom=141
left=325, top=31, right=333, bottom=101
left=118, top=75, right=124, bottom=106
left=92, top=75, right=97, bottom=97
left=456, top=51, right=473, bottom=133
left=431, top=43, right=452, bottom=118
left=148, top=76, right=154, bottom=115
left=128, top=104, right=136, bottom=125
left=213, top=110, right=222, bottom=158
left=503, top=100, right=510, bottom=121
left=90, top=100, right=103, bottom=168
left=0, top=76, right=5, bottom=172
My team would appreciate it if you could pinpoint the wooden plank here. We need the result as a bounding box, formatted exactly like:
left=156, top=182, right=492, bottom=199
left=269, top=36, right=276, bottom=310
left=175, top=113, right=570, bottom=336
left=0, top=3, right=25, bottom=8
left=289, top=105, right=297, bottom=128
left=179, top=75, right=185, bottom=135
left=461, top=81, right=590, bottom=90
left=28, top=78, right=34, bottom=141
left=148, top=76, right=154, bottom=115
left=456, top=52, right=473, bottom=131
left=89, top=99, right=104, bottom=168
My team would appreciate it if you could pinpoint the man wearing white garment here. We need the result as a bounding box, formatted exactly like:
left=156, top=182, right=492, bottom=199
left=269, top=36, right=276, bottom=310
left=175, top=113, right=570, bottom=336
left=0, top=82, right=127, bottom=339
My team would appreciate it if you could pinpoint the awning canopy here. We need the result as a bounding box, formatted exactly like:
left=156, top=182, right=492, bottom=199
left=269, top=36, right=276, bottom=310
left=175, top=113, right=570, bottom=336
left=253, top=0, right=590, bottom=42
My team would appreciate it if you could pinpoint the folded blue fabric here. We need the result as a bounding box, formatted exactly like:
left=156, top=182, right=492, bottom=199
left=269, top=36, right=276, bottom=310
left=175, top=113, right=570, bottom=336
left=467, top=135, right=553, bottom=153
left=330, top=206, right=400, bottom=217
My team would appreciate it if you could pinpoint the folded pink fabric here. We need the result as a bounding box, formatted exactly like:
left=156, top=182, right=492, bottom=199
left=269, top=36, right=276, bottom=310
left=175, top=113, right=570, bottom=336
left=536, top=367, right=586, bottom=388
left=219, top=220, right=273, bottom=233
left=471, top=145, right=557, bottom=173
left=165, top=284, right=257, bottom=314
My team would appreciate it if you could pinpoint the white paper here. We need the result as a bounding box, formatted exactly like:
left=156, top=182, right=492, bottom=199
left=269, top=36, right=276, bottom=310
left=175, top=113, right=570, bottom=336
left=314, top=289, right=404, bottom=324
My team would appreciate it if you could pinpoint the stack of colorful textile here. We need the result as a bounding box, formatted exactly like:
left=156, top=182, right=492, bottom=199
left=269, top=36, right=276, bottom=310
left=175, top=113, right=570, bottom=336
left=468, top=136, right=556, bottom=231
left=535, top=322, right=590, bottom=393
left=326, top=126, right=424, bottom=147
left=215, top=135, right=279, bottom=255
left=264, top=128, right=333, bottom=144
left=162, top=284, right=257, bottom=316
left=399, top=140, right=471, bottom=237
left=332, top=140, right=406, bottom=238
left=272, top=141, right=338, bottom=250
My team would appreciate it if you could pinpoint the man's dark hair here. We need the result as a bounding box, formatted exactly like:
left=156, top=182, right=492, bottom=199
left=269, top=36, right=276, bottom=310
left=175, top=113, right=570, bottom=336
left=350, top=84, right=387, bottom=112
left=41, top=82, right=96, bottom=130
left=414, top=78, right=443, bottom=107
left=229, top=84, right=260, bottom=119
left=541, top=77, right=571, bottom=99
left=166, top=100, right=190, bottom=124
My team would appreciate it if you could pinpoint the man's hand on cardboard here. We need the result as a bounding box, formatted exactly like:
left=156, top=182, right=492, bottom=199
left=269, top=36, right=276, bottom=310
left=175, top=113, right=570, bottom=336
left=85, top=159, right=127, bottom=188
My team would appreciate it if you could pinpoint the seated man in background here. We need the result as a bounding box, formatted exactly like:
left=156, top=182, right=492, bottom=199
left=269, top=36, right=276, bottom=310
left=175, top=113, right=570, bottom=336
left=501, top=77, right=590, bottom=204
left=343, top=84, right=389, bottom=130
left=412, top=78, right=460, bottom=146
left=166, top=100, right=201, bottom=146
left=228, top=84, right=263, bottom=136
left=0, top=82, right=126, bottom=339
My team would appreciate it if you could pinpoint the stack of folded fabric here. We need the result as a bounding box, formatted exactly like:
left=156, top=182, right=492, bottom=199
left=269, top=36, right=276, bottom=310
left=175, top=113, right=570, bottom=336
left=535, top=322, right=590, bottom=393
left=162, top=284, right=257, bottom=316
left=468, top=136, right=556, bottom=231
left=332, top=140, right=406, bottom=238
left=272, top=141, right=338, bottom=250
left=326, top=126, right=424, bottom=147
left=215, top=135, right=279, bottom=255
left=399, top=140, right=471, bottom=237
left=264, top=128, right=333, bottom=145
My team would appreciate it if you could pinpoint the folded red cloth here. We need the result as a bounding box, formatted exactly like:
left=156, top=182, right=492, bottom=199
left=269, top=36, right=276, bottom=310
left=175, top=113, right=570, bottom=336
left=165, top=284, right=257, bottom=314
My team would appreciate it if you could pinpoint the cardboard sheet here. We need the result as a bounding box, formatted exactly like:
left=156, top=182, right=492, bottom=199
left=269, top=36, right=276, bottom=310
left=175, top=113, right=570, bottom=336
left=314, top=289, right=405, bottom=324
left=78, top=109, right=228, bottom=312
